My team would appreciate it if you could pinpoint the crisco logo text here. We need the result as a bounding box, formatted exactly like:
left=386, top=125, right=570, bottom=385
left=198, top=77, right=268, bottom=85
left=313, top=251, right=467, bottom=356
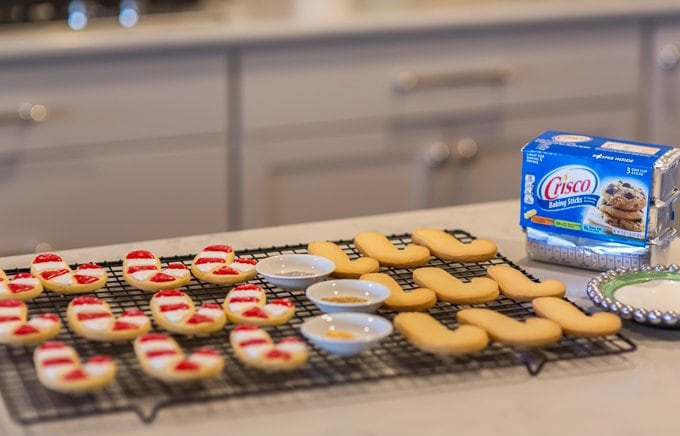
left=538, top=166, right=598, bottom=201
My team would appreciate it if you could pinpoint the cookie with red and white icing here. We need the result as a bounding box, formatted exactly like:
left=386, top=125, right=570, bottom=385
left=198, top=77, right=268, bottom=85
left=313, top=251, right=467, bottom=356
left=30, top=253, right=108, bottom=295
left=223, top=284, right=295, bottom=326
left=150, top=290, right=226, bottom=335
left=67, top=296, right=150, bottom=342
left=123, top=250, right=190, bottom=292
left=190, top=244, right=257, bottom=285
left=230, top=325, right=308, bottom=371
left=0, top=269, right=43, bottom=301
left=0, top=300, right=61, bottom=346
left=133, top=333, right=223, bottom=382
left=34, top=341, right=116, bottom=393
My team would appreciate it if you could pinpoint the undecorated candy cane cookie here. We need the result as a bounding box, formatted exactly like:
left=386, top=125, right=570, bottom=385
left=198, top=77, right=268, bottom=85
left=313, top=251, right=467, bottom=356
left=123, top=250, right=190, bottom=292
left=486, top=265, right=566, bottom=302
left=413, top=267, right=498, bottom=304
left=394, top=312, right=488, bottom=355
left=223, top=284, right=295, bottom=326
left=34, top=342, right=116, bottom=393
left=0, top=269, right=43, bottom=301
left=133, top=333, right=224, bottom=382
left=150, top=290, right=226, bottom=335
left=191, top=244, right=258, bottom=285
left=532, top=297, right=622, bottom=337
left=0, top=300, right=60, bottom=346
left=230, top=325, right=308, bottom=371
left=67, top=296, right=150, bottom=341
left=31, top=253, right=108, bottom=295
left=360, top=273, right=436, bottom=311
left=457, top=308, right=562, bottom=347
left=354, top=231, right=430, bottom=268
left=411, top=228, right=497, bottom=263
left=307, top=241, right=379, bottom=278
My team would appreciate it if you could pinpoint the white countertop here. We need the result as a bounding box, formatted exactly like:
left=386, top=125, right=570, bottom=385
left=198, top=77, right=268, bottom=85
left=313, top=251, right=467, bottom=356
left=1, top=199, right=679, bottom=436
left=2, top=0, right=680, bottom=61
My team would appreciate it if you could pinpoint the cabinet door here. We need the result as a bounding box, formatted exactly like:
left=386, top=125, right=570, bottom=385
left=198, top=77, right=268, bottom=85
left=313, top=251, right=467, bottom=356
left=0, top=134, right=228, bottom=256
left=649, top=22, right=680, bottom=145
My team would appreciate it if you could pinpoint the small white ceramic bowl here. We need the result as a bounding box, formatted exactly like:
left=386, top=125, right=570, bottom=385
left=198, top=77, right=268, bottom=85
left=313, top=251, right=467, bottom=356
left=256, top=254, right=335, bottom=290
left=300, top=312, right=393, bottom=357
left=306, top=279, right=390, bottom=314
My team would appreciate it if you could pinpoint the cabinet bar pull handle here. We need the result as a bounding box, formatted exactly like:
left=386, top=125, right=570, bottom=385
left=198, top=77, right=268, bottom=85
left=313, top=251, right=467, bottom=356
left=0, top=103, right=48, bottom=125
left=394, top=66, right=513, bottom=94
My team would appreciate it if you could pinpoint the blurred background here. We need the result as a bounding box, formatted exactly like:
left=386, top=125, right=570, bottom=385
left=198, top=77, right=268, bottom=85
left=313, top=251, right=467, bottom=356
left=1, top=0, right=679, bottom=256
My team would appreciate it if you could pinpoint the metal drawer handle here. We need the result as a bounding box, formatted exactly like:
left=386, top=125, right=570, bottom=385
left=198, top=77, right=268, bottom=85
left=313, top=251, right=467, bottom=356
left=658, top=44, right=680, bottom=71
left=394, top=66, right=513, bottom=94
left=0, top=103, right=48, bottom=125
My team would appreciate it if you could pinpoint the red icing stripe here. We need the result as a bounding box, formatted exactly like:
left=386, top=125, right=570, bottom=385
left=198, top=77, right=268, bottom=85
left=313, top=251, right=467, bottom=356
left=112, top=321, right=138, bottom=331
left=39, top=341, right=66, bottom=350
left=233, top=324, right=260, bottom=332
left=126, top=250, right=154, bottom=259
left=74, top=275, right=99, bottom=285
left=155, top=289, right=185, bottom=298
left=234, top=258, right=257, bottom=265
left=8, top=283, right=34, bottom=293
left=139, top=333, right=168, bottom=343
left=42, top=357, right=75, bottom=366
left=64, top=369, right=87, bottom=380
left=120, top=309, right=145, bottom=317
left=38, top=313, right=60, bottom=322
left=41, top=269, right=69, bottom=281
left=149, top=273, right=176, bottom=283
left=264, top=349, right=291, bottom=360
left=175, top=360, right=200, bottom=371
left=71, top=296, right=103, bottom=306
left=165, top=263, right=187, bottom=270
left=187, top=314, right=213, bottom=325
left=229, top=296, right=259, bottom=304
left=77, top=313, right=112, bottom=321
left=87, top=356, right=112, bottom=364
left=127, top=265, right=157, bottom=274
left=0, top=316, right=22, bottom=323
left=33, top=253, right=62, bottom=264
left=242, top=307, right=268, bottom=319
left=13, top=273, right=33, bottom=279
left=213, top=267, right=238, bottom=275
left=269, top=299, right=293, bottom=308
left=0, top=300, right=23, bottom=308
left=195, top=257, right=225, bottom=265
left=78, top=263, right=102, bottom=270
left=234, top=284, right=260, bottom=291
left=146, top=349, right=177, bottom=358
left=203, top=245, right=233, bottom=253
left=193, top=347, right=219, bottom=356
left=159, top=303, right=190, bottom=312
left=202, top=303, right=221, bottom=310
left=238, top=338, right=269, bottom=347
left=279, top=337, right=302, bottom=344
left=13, top=325, right=39, bottom=335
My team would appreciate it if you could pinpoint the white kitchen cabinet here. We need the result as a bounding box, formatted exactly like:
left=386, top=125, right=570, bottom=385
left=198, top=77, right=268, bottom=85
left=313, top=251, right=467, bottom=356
left=649, top=20, right=680, bottom=146
left=0, top=52, right=229, bottom=256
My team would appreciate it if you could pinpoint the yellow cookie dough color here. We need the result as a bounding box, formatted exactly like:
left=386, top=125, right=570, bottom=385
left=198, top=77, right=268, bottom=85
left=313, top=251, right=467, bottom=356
left=150, top=289, right=226, bottom=335
left=230, top=325, right=308, bottom=371
left=223, top=284, right=295, bottom=326
left=354, top=231, right=430, bottom=268
left=411, top=228, right=497, bottom=263
left=394, top=312, right=488, bottom=354
left=413, top=267, right=498, bottom=304
left=123, top=250, right=190, bottom=292
left=360, top=273, right=436, bottom=311
left=34, top=341, right=116, bottom=393
left=133, top=333, right=224, bottom=382
left=532, top=297, right=622, bottom=337
left=457, top=308, right=562, bottom=347
left=0, top=300, right=61, bottom=346
left=190, top=244, right=257, bottom=285
left=31, top=253, right=108, bottom=295
left=486, top=265, right=566, bottom=302
left=0, top=269, right=43, bottom=301
left=67, top=296, right=150, bottom=341
left=307, top=241, right=379, bottom=278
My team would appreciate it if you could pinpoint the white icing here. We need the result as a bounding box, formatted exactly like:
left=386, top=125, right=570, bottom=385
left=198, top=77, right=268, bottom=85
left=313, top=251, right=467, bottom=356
left=0, top=284, right=8, bottom=295
left=276, top=341, right=306, bottom=354
left=195, top=263, right=222, bottom=273
left=163, top=269, right=189, bottom=279
left=229, top=262, right=255, bottom=273
left=130, top=270, right=155, bottom=281
left=615, top=280, right=680, bottom=312
left=125, top=259, right=157, bottom=267
left=81, top=317, right=113, bottom=331
left=232, top=330, right=268, bottom=343
left=33, top=262, right=67, bottom=272
left=263, top=304, right=289, bottom=317
left=243, top=343, right=272, bottom=360
left=0, top=307, right=22, bottom=317
left=148, top=355, right=178, bottom=372
left=138, top=340, right=176, bottom=354
left=84, top=362, right=113, bottom=377
left=228, top=302, right=256, bottom=313
left=74, top=268, right=104, bottom=278
left=188, top=354, right=220, bottom=368
left=43, top=364, right=76, bottom=380
left=50, top=273, right=73, bottom=286
left=0, top=321, right=21, bottom=335
left=163, top=310, right=189, bottom=323
left=197, top=251, right=228, bottom=261
left=227, top=290, right=261, bottom=299
left=119, top=314, right=149, bottom=327
left=153, top=296, right=189, bottom=306
left=36, top=348, right=74, bottom=362
left=28, top=317, right=58, bottom=330
left=10, top=277, right=39, bottom=286
left=196, top=307, right=224, bottom=319
left=70, top=304, right=107, bottom=315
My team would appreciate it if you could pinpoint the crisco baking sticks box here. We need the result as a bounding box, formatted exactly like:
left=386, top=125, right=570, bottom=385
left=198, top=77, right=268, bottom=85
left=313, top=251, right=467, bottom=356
left=520, top=131, right=677, bottom=248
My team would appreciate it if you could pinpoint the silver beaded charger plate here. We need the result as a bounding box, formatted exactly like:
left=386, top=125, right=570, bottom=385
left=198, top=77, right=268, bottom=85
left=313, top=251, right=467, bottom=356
left=587, top=264, right=680, bottom=327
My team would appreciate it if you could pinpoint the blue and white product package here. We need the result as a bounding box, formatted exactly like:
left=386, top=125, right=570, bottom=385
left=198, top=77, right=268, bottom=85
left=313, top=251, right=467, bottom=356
left=520, top=131, right=680, bottom=271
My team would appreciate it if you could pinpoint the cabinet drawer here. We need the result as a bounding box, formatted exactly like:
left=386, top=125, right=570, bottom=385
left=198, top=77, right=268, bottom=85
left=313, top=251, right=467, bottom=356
left=0, top=52, right=227, bottom=151
left=243, top=24, right=639, bottom=132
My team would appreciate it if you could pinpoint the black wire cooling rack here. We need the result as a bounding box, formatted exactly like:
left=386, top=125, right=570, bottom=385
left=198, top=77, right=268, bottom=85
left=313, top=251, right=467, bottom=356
left=0, top=230, right=636, bottom=425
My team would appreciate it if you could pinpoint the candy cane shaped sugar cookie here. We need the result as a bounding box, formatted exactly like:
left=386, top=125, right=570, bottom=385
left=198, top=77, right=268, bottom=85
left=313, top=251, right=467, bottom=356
left=411, top=228, right=497, bottom=263
left=413, top=267, right=498, bottom=304
left=191, top=244, right=257, bottom=285
left=354, top=232, right=430, bottom=268
left=31, top=254, right=108, bottom=295
left=457, top=308, right=562, bottom=347
left=394, top=312, right=488, bottom=355
left=230, top=325, right=308, bottom=371
left=67, top=296, right=150, bottom=341
left=133, top=333, right=224, bottom=382
left=307, top=241, right=379, bottom=278
left=486, top=265, right=566, bottom=302
left=223, top=284, right=295, bottom=326
left=0, top=300, right=60, bottom=346
left=0, top=269, right=43, bottom=301
left=532, top=297, right=622, bottom=337
left=360, top=273, right=436, bottom=311
left=123, top=250, right=190, bottom=292
left=34, top=342, right=116, bottom=393
left=150, top=290, right=226, bottom=335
